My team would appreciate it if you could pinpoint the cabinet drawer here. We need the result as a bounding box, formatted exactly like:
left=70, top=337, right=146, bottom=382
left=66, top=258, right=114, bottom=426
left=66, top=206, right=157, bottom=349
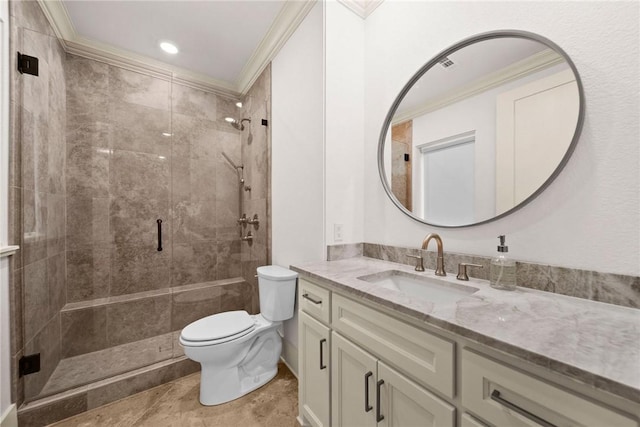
left=461, top=413, right=487, bottom=427
left=332, top=293, right=455, bottom=398
left=461, top=349, right=637, bottom=427
left=299, top=279, right=331, bottom=324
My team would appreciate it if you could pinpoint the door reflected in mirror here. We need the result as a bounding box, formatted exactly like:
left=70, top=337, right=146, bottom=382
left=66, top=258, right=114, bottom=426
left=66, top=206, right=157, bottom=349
left=380, top=32, right=584, bottom=227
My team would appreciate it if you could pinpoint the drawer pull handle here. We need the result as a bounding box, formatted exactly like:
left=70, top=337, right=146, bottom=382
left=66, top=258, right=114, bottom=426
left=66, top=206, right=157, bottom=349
left=319, top=338, right=327, bottom=370
left=376, top=379, right=384, bottom=422
left=364, top=371, right=373, bottom=412
left=490, top=390, right=556, bottom=427
left=303, top=293, right=322, bottom=305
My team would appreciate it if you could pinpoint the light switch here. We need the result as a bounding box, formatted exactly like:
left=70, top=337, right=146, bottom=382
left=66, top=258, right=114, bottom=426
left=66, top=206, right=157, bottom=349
left=334, top=224, right=344, bottom=242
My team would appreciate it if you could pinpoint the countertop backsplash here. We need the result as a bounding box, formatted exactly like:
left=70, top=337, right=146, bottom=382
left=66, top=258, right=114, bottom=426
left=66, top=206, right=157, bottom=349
left=326, top=243, right=640, bottom=309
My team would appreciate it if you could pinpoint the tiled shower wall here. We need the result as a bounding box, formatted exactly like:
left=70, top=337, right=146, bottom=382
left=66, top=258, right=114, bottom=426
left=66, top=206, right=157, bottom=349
left=8, top=0, right=271, bottom=407
left=8, top=0, right=67, bottom=407
left=391, top=120, right=412, bottom=210
left=8, top=1, right=269, bottom=406
left=64, top=56, right=246, bottom=301
left=240, top=66, right=271, bottom=299
left=61, top=55, right=256, bottom=359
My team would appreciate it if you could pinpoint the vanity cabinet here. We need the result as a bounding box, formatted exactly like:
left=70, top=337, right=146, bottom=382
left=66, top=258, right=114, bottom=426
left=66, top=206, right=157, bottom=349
left=299, top=279, right=332, bottom=427
left=332, top=331, right=455, bottom=427
left=298, top=276, right=639, bottom=427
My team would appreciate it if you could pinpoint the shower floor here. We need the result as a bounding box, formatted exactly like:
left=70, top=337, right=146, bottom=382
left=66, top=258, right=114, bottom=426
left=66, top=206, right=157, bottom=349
left=39, top=332, right=183, bottom=398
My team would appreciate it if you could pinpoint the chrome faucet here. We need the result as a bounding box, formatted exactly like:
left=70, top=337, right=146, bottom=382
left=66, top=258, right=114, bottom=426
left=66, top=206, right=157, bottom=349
left=421, top=233, right=446, bottom=276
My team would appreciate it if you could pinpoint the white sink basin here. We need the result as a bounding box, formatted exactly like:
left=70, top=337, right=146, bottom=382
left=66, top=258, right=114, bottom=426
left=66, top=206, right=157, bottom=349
left=358, top=270, right=479, bottom=304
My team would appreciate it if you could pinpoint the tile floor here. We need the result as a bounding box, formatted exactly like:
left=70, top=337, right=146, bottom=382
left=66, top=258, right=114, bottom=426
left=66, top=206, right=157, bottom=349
left=49, top=364, right=299, bottom=426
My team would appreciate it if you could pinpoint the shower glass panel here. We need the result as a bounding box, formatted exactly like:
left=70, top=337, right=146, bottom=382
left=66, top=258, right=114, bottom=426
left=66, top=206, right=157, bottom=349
left=18, top=50, right=252, bottom=402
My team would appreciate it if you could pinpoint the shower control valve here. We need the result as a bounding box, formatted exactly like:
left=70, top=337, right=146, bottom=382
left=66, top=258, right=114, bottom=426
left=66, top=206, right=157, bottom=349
left=241, top=231, right=253, bottom=244
left=247, top=214, right=260, bottom=226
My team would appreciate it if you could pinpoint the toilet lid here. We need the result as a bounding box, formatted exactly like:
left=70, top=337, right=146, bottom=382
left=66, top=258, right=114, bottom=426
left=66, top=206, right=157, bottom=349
left=181, top=310, right=255, bottom=342
left=257, top=265, right=298, bottom=281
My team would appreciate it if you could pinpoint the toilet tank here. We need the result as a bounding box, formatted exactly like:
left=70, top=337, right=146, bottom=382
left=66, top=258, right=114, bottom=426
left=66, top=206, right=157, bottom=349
left=256, top=265, right=298, bottom=322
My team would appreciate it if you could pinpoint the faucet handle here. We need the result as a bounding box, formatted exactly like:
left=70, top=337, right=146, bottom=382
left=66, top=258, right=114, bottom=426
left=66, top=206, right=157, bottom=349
left=407, top=254, right=425, bottom=272
left=456, top=263, right=483, bottom=281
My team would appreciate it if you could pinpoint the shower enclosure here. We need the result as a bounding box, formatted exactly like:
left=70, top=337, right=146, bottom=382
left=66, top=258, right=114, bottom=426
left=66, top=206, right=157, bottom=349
left=8, top=2, right=271, bottom=412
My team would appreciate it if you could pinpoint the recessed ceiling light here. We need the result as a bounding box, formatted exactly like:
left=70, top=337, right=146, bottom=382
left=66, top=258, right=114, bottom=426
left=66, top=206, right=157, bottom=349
left=235, top=102, right=243, bottom=108
left=162, top=132, right=172, bottom=137
left=160, top=42, right=178, bottom=54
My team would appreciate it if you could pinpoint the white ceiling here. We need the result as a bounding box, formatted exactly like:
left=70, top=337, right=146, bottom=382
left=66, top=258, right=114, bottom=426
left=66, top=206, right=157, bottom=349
left=62, top=0, right=286, bottom=86
left=41, top=1, right=379, bottom=95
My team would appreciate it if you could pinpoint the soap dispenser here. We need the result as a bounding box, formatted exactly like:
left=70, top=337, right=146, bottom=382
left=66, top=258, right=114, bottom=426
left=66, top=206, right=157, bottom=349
left=490, top=235, right=516, bottom=290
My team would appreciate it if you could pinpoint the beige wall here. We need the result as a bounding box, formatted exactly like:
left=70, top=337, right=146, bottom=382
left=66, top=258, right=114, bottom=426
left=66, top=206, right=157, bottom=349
left=240, top=64, right=271, bottom=310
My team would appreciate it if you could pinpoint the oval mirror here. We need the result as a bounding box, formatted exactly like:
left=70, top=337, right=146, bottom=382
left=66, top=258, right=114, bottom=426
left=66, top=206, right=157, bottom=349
left=378, top=30, right=584, bottom=227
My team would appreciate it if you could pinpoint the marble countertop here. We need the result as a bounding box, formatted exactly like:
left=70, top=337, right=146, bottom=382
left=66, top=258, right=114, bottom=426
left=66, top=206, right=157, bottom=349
left=291, top=257, right=640, bottom=402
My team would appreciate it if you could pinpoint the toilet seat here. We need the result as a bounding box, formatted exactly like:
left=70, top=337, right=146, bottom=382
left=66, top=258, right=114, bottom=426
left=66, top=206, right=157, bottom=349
left=180, top=311, right=256, bottom=347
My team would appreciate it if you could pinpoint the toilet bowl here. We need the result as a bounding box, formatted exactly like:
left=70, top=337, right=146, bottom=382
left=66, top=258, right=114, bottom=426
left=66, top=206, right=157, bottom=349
left=180, top=265, right=297, bottom=406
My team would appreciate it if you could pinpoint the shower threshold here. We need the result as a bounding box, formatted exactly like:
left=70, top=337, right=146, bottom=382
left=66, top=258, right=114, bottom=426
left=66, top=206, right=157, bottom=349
left=36, top=332, right=182, bottom=400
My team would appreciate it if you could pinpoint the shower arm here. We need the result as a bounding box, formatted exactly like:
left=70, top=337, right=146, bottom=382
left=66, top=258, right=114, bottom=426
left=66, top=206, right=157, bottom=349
left=221, top=152, right=244, bottom=183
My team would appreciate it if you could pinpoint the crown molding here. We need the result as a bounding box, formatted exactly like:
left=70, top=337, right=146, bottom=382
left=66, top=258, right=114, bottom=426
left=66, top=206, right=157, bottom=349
left=392, top=48, right=565, bottom=125
left=65, top=36, right=239, bottom=98
left=337, top=0, right=384, bottom=19
left=38, top=0, right=317, bottom=97
left=236, top=0, right=317, bottom=95
left=37, top=0, right=74, bottom=43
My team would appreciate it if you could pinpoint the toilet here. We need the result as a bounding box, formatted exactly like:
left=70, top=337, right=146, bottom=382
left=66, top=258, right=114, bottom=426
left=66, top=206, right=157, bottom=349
left=179, top=265, right=298, bottom=406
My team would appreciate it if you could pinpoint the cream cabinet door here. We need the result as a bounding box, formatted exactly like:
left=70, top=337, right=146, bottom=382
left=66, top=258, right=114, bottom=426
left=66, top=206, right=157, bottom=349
left=299, top=312, right=330, bottom=427
left=332, top=332, right=378, bottom=427
left=377, top=361, right=455, bottom=427
left=332, top=293, right=455, bottom=398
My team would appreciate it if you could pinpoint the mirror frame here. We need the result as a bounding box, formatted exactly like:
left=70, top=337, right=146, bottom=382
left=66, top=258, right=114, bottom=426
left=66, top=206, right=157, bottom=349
left=377, top=30, right=585, bottom=228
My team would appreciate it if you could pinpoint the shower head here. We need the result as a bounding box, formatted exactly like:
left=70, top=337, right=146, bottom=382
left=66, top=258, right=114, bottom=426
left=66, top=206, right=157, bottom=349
left=225, top=117, right=251, bottom=131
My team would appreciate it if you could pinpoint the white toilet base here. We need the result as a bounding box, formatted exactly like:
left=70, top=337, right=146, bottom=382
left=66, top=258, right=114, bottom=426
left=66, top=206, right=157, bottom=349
left=198, top=364, right=278, bottom=406
left=189, top=322, right=283, bottom=406
left=239, top=366, right=278, bottom=398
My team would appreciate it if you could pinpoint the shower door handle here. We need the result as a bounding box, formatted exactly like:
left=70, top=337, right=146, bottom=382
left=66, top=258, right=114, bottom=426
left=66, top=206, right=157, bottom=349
left=157, top=219, right=163, bottom=251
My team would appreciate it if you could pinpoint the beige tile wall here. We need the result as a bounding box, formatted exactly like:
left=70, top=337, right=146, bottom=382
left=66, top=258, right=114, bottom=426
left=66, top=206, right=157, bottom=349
left=240, top=65, right=271, bottom=312
left=59, top=58, right=260, bottom=380
left=9, top=1, right=270, bottom=408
